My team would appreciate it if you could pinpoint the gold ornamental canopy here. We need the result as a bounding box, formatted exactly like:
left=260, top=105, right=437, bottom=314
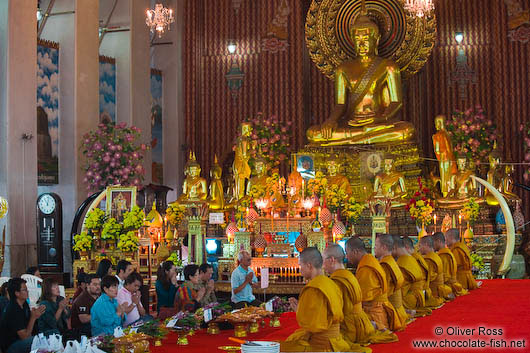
left=305, top=0, right=437, bottom=79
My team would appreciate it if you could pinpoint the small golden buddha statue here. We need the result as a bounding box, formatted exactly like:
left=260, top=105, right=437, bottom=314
left=306, top=6, right=415, bottom=145
left=208, top=154, right=225, bottom=210
left=485, top=144, right=503, bottom=206
left=178, top=151, right=208, bottom=202
left=373, top=158, right=407, bottom=207
left=326, top=156, right=352, bottom=196
left=501, top=164, right=521, bottom=202
left=246, top=155, right=269, bottom=197
left=232, top=123, right=254, bottom=201
left=432, top=115, right=457, bottom=198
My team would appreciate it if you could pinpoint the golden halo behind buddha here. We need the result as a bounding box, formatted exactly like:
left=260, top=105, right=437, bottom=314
left=305, top=0, right=436, bottom=79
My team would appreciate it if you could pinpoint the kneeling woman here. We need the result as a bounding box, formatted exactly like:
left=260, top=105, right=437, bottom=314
left=175, top=264, right=206, bottom=312
left=37, top=278, right=70, bottom=335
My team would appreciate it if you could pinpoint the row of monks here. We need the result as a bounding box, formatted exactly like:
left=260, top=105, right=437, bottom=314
left=281, top=230, right=479, bottom=352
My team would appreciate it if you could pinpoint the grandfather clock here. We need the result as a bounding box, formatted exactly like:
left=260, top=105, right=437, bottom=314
left=36, top=193, right=63, bottom=273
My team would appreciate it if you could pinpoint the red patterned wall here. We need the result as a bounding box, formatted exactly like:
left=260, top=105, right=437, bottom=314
left=184, top=0, right=530, bottom=213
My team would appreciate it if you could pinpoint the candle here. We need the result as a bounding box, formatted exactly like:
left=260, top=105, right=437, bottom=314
left=458, top=214, right=462, bottom=224
left=433, top=214, right=437, bottom=232
left=302, top=179, right=305, bottom=199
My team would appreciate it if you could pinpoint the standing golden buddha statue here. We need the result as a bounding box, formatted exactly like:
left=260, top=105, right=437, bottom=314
left=232, top=123, right=254, bottom=202
left=208, top=154, right=225, bottom=210
left=373, top=158, right=407, bottom=207
left=306, top=7, right=415, bottom=145
left=485, top=144, right=503, bottom=206
left=178, top=151, right=208, bottom=202
left=326, top=157, right=352, bottom=196
left=432, top=115, right=457, bottom=197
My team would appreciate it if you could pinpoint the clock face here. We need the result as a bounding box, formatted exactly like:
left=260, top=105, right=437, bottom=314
left=38, top=194, right=56, bottom=215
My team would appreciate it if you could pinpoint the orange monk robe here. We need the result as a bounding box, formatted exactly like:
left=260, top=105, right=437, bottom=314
left=438, top=248, right=469, bottom=296
left=356, top=254, right=401, bottom=332
left=411, top=251, right=445, bottom=308
left=330, top=269, right=398, bottom=346
left=379, top=255, right=410, bottom=329
left=424, top=251, right=453, bottom=300
left=451, top=241, right=479, bottom=290
left=397, top=255, right=432, bottom=317
left=281, top=275, right=351, bottom=352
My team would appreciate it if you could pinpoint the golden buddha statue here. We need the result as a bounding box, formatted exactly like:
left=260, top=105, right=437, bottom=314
left=501, top=164, right=521, bottom=202
left=306, top=7, right=415, bottom=146
left=246, top=154, right=269, bottom=198
left=450, top=157, right=478, bottom=199
left=267, top=168, right=286, bottom=209
left=432, top=115, right=457, bottom=197
left=178, top=151, right=208, bottom=202
left=208, top=154, right=225, bottom=210
left=485, top=144, right=503, bottom=206
left=326, top=156, right=352, bottom=196
left=373, top=158, right=407, bottom=207
left=232, top=122, right=254, bottom=201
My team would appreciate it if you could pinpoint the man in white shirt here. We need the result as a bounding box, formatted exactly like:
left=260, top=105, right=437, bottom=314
left=116, top=272, right=152, bottom=326
left=115, top=260, right=133, bottom=290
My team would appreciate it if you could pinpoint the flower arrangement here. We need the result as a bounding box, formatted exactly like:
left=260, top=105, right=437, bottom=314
left=520, top=122, right=530, bottom=181
left=117, top=231, right=140, bottom=253
left=101, top=217, right=123, bottom=240
left=470, top=253, right=485, bottom=275
left=236, top=112, right=292, bottom=169
left=248, top=184, right=267, bottom=200
left=85, top=208, right=106, bottom=231
left=166, top=203, right=187, bottom=228
left=325, top=184, right=349, bottom=214
left=460, top=198, right=480, bottom=224
left=73, top=231, right=93, bottom=252
left=445, top=106, right=498, bottom=162
left=406, top=178, right=434, bottom=225
left=196, top=302, right=232, bottom=321
left=167, top=252, right=183, bottom=267
left=123, top=205, right=146, bottom=231
left=307, top=171, right=328, bottom=198
left=344, top=197, right=365, bottom=225
left=270, top=296, right=292, bottom=314
left=136, top=320, right=168, bottom=340
left=81, top=121, right=148, bottom=192
left=165, top=311, right=200, bottom=331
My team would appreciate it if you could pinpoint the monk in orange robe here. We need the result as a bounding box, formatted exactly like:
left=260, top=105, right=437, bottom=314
left=323, top=244, right=397, bottom=348
left=434, top=231, right=468, bottom=296
left=345, top=237, right=401, bottom=332
left=395, top=236, right=431, bottom=317
left=403, top=236, right=444, bottom=308
left=420, top=235, right=454, bottom=301
left=282, top=247, right=351, bottom=352
left=446, top=228, right=480, bottom=290
left=375, top=234, right=410, bottom=330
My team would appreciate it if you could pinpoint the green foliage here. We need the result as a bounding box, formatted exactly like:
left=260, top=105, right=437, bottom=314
left=85, top=208, right=106, bottom=231
left=101, top=217, right=123, bottom=240
left=123, top=205, right=145, bottom=230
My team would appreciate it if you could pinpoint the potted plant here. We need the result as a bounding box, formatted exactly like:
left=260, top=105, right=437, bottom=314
left=117, top=231, right=140, bottom=260
left=101, top=217, right=123, bottom=248
left=85, top=208, right=106, bottom=247
left=73, top=231, right=93, bottom=260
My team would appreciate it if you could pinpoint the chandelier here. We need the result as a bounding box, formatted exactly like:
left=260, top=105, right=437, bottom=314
left=145, top=3, right=175, bottom=38
left=403, top=0, right=434, bottom=18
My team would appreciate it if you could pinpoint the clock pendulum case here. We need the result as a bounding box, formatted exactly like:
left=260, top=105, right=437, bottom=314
left=36, top=193, right=63, bottom=273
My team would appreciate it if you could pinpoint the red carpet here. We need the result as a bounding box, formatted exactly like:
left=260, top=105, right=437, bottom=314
left=151, top=279, right=530, bottom=352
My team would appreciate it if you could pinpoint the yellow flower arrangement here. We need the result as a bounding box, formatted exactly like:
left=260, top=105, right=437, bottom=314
left=101, top=217, right=122, bottom=240
left=166, top=203, right=187, bottom=228
left=344, top=197, right=365, bottom=225
left=460, top=198, right=480, bottom=224
left=307, top=171, right=327, bottom=198
left=324, top=184, right=349, bottom=214
left=248, top=184, right=267, bottom=199
left=73, top=231, right=93, bottom=252
left=85, top=208, right=106, bottom=231
left=123, top=205, right=146, bottom=230
left=406, top=178, right=434, bottom=225
left=117, top=230, right=140, bottom=253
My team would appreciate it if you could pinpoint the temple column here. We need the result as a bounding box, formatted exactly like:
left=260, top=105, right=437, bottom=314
left=130, top=0, right=152, bottom=184
left=0, top=0, right=38, bottom=276
left=74, top=0, right=100, bottom=205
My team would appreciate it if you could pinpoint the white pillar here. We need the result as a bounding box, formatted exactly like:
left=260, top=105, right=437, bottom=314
left=0, top=0, right=38, bottom=276
left=74, top=0, right=100, bottom=205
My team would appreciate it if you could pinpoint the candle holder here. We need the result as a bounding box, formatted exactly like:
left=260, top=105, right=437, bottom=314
left=249, top=321, right=259, bottom=333
left=234, top=323, right=248, bottom=337
left=207, top=322, right=220, bottom=335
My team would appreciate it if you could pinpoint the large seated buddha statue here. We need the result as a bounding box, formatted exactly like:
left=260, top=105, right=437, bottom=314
left=306, top=9, right=415, bottom=146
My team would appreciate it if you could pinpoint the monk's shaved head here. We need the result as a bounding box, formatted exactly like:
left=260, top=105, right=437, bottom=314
left=433, top=232, right=445, bottom=245
left=324, top=243, right=345, bottom=263
left=402, top=236, right=414, bottom=251
left=300, top=247, right=323, bottom=269
left=445, top=228, right=460, bottom=242
left=346, top=237, right=367, bottom=253
left=420, top=235, right=434, bottom=250
left=377, top=234, right=394, bottom=252
left=393, top=235, right=405, bottom=249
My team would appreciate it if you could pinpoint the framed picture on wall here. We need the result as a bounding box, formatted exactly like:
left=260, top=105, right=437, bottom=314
left=291, top=153, right=315, bottom=180
left=105, top=186, right=137, bottom=221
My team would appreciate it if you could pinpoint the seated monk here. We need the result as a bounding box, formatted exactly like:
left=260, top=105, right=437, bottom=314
left=446, top=229, right=479, bottom=290
left=282, top=247, right=351, bottom=352
left=434, top=232, right=468, bottom=296
left=375, top=234, right=410, bottom=330
left=345, top=237, right=401, bottom=332
left=403, top=236, right=444, bottom=308
left=420, top=235, right=454, bottom=302
left=395, top=237, right=431, bottom=317
left=323, top=244, right=397, bottom=348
